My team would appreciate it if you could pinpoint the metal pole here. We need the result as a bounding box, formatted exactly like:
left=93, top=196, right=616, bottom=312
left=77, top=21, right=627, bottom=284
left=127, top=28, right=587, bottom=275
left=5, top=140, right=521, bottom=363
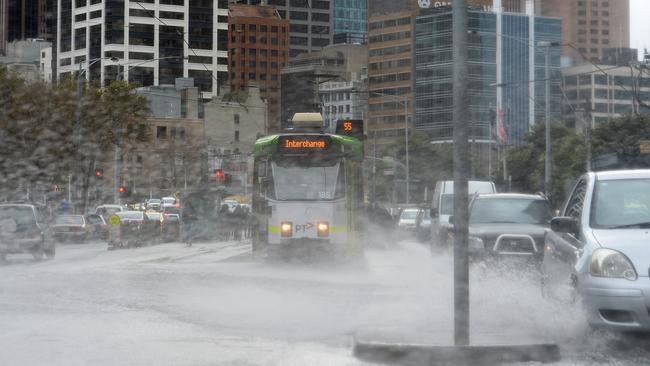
left=404, top=96, right=410, bottom=204
left=74, top=63, right=83, bottom=212
left=372, top=130, right=377, bottom=204
left=544, top=45, right=552, bottom=199
left=452, top=0, right=470, bottom=346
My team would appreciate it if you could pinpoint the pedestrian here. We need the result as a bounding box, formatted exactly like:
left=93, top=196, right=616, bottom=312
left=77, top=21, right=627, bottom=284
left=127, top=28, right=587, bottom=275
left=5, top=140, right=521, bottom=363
left=183, top=201, right=198, bottom=247
left=232, top=205, right=245, bottom=241
left=217, top=204, right=230, bottom=241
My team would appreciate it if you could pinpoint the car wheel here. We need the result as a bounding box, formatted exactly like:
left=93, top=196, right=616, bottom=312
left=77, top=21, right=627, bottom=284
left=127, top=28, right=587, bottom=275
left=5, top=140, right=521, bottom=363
left=44, top=244, right=56, bottom=259
left=32, top=243, right=44, bottom=261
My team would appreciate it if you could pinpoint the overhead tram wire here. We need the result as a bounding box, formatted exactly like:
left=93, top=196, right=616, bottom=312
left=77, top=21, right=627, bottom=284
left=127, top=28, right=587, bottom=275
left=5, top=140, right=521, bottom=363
left=132, top=1, right=221, bottom=89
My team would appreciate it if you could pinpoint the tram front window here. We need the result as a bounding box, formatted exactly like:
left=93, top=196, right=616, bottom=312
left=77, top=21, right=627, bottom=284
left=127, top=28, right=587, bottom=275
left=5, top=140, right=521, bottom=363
left=271, top=160, right=343, bottom=200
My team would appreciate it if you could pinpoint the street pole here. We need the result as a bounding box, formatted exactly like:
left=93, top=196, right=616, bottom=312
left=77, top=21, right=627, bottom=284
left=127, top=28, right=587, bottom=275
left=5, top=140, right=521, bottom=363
left=543, top=43, right=552, bottom=199
left=74, top=63, right=84, bottom=212
left=404, top=96, right=410, bottom=204
left=372, top=130, right=377, bottom=204
left=452, top=0, right=470, bottom=346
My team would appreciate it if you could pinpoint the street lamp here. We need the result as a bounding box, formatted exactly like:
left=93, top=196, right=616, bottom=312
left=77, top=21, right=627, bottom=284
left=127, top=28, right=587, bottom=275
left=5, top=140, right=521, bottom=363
left=366, top=91, right=411, bottom=204
left=537, top=41, right=556, bottom=199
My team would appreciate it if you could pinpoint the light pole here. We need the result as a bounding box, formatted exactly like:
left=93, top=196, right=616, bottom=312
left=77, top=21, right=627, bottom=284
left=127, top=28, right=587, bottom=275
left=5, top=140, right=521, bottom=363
left=538, top=41, right=552, bottom=199
left=365, top=91, right=411, bottom=204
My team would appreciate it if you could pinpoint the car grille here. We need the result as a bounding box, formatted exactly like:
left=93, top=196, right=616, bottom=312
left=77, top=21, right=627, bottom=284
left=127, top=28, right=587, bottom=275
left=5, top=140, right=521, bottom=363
left=492, top=235, right=540, bottom=254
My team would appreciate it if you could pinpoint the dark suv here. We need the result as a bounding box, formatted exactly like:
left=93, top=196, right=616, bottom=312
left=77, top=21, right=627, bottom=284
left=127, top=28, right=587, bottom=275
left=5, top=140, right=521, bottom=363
left=0, top=204, right=55, bottom=261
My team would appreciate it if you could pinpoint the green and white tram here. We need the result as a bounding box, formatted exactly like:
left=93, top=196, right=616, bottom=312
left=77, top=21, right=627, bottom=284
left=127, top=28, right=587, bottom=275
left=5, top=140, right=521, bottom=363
left=251, top=114, right=364, bottom=257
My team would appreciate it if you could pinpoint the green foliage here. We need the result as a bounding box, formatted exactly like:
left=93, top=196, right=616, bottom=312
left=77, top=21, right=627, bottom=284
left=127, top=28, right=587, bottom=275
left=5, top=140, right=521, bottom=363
left=0, top=67, right=150, bottom=209
left=591, top=113, right=650, bottom=157
left=505, top=123, right=586, bottom=207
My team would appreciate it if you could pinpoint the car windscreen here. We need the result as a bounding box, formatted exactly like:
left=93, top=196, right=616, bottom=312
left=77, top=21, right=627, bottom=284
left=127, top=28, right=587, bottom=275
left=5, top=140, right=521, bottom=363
left=55, top=215, right=84, bottom=225
left=400, top=210, right=418, bottom=220
left=591, top=179, right=650, bottom=228
left=271, top=160, right=343, bottom=200
left=470, top=198, right=551, bottom=224
left=0, top=206, right=36, bottom=226
left=86, top=215, right=104, bottom=224
left=439, top=194, right=454, bottom=215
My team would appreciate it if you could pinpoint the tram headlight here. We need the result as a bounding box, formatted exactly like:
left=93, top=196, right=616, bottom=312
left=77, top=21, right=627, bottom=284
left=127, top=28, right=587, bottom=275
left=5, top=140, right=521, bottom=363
left=281, top=222, right=293, bottom=237
left=317, top=222, right=329, bottom=237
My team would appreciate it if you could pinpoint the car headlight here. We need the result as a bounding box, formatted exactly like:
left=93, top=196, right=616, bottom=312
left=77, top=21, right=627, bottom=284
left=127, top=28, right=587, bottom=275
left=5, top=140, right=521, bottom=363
left=590, top=248, right=637, bottom=281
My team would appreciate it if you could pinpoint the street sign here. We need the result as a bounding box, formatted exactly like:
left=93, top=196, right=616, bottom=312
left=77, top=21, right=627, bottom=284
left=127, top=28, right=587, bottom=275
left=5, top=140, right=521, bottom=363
left=383, top=170, right=394, bottom=176
left=108, top=214, right=120, bottom=226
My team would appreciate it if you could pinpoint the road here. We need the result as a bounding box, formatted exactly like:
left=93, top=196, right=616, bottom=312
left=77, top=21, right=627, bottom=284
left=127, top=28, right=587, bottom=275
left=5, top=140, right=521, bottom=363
left=1, top=237, right=649, bottom=365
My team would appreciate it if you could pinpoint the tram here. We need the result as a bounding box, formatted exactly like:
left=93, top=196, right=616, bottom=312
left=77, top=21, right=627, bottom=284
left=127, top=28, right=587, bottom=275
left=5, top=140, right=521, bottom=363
left=251, top=113, right=364, bottom=257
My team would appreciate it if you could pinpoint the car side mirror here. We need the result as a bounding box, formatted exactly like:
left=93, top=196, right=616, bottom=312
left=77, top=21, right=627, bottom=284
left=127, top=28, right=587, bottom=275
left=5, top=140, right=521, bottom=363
left=430, top=208, right=438, bottom=217
left=448, top=215, right=454, bottom=225
left=551, top=216, right=579, bottom=234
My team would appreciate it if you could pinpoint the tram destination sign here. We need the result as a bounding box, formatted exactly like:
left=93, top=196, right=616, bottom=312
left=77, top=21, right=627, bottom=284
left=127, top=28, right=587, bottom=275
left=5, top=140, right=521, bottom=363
left=279, top=135, right=331, bottom=153
left=335, top=119, right=364, bottom=141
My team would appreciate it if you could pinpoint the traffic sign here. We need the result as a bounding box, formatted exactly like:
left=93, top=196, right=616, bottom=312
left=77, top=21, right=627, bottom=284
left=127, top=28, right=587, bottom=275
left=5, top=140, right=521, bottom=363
left=108, top=214, right=120, bottom=226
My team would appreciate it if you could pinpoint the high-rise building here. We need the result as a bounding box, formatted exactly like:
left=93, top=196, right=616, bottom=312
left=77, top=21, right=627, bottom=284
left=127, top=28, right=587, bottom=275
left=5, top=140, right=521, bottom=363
left=366, top=0, right=525, bottom=148
left=228, top=4, right=289, bottom=133
left=414, top=7, right=562, bottom=145
left=55, top=0, right=231, bottom=98
left=1, top=0, right=52, bottom=55
left=538, top=0, right=630, bottom=65
left=244, top=0, right=335, bottom=58
left=333, top=0, right=367, bottom=44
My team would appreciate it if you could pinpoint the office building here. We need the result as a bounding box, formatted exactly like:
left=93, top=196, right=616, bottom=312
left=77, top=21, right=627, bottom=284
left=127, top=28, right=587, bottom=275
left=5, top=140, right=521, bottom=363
left=228, top=4, right=288, bottom=133
left=1, top=0, right=53, bottom=55
left=414, top=6, right=562, bottom=145
left=539, top=0, right=630, bottom=65
left=244, top=0, right=335, bottom=58
left=561, top=63, right=650, bottom=130
left=55, top=0, right=231, bottom=98
left=333, top=0, right=367, bottom=44
left=280, top=43, right=366, bottom=130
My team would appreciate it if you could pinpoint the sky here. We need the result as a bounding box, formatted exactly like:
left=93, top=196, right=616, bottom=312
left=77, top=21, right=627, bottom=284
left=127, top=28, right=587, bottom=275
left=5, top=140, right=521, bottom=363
left=631, top=0, right=650, bottom=59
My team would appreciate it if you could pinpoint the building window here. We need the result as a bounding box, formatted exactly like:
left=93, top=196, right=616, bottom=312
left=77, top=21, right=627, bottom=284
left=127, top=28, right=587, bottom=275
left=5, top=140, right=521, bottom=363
left=179, top=128, right=185, bottom=139
left=157, top=126, right=167, bottom=139
left=234, top=114, right=240, bottom=124
left=170, top=127, right=177, bottom=139
left=234, top=130, right=240, bottom=142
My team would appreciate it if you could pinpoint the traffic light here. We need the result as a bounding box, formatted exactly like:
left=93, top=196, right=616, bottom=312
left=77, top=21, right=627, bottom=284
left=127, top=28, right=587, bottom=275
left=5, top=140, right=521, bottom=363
left=214, top=169, right=226, bottom=182
left=95, top=168, right=104, bottom=178
left=118, top=185, right=126, bottom=197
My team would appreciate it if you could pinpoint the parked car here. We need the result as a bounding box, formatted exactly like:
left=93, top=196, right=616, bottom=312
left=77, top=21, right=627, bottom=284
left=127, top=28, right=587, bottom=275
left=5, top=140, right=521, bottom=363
left=109, top=211, right=148, bottom=249
left=467, top=193, right=552, bottom=260
left=161, top=197, right=177, bottom=209
left=415, top=208, right=432, bottom=242
left=430, top=180, right=496, bottom=246
left=85, top=214, right=109, bottom=240
left=0, top=204, right=54, bottom=261
left=52, top=215, right=90, bottom=242
left=542, top=170, right=650, bottom=332
left=146, top=199, right=162, bottom=211
left=398, top=208, right=420, bottom=232
left=95, top=204, right=126, bottom=222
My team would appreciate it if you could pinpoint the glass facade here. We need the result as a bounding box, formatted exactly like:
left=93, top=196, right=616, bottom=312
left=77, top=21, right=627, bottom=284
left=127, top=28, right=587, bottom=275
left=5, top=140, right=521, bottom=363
left=333, top=0, right=366, bottom=43
left=415, top=10, right=562, bottom=145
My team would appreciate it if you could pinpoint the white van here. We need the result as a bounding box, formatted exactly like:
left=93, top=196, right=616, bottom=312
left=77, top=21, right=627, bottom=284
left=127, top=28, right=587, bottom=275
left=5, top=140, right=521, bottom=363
left=430, top=180, right=496, bottom=245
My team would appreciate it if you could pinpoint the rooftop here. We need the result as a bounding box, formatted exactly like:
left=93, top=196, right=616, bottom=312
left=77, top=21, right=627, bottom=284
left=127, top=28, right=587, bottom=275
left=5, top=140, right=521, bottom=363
left=229, top=4, right=281, bottom=19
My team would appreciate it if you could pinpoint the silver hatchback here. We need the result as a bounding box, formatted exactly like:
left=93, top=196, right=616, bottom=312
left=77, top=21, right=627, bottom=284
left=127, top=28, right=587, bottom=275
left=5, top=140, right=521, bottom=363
left=542, top=169, right=650, bottom=331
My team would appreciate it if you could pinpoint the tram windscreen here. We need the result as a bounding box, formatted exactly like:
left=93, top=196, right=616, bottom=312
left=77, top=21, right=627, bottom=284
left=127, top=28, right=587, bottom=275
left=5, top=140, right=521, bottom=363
left=271, top=160, right=344, bottom=200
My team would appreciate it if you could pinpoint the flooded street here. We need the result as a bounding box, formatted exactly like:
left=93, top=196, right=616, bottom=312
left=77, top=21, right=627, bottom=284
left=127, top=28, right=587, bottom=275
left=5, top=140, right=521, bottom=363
left=1, top=239, right=649, bottom=365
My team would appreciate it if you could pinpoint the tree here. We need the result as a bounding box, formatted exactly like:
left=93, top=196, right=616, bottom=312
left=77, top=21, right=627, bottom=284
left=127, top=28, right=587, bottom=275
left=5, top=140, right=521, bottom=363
left=591, top=113, right=650, bottom=157
left=505, top=122, right=586, bottom=208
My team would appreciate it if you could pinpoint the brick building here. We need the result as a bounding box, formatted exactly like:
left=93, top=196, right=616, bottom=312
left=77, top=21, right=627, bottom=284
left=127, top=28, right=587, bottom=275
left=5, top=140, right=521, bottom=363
left=228, top=4, right=289, bottom=133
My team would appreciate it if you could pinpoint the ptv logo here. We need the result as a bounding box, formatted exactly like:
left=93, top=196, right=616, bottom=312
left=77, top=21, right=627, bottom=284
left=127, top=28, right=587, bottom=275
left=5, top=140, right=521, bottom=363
left=295, top=222, right=314, bottom=233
